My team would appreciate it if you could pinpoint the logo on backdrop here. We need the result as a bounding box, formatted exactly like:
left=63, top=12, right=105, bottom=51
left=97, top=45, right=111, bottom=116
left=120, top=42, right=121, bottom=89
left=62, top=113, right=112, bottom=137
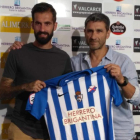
left=134, top=6, right=140, bottom=20
left=15, top=36, right=21, bottom=42
left=0, top=16, right=33, bottom=33
left=116, top=6, right=121, bottom=12
left=57, top=24, right=71, bottom=31
left=114, top=0, right=124, bottom=1
left=72, top=2, right=102, bottom=17
left=52, top=38, right=70, bottom=49
left=110, top=39, right=131, bottom=51
left=134, top=38, right=140, bottom=52
left=1, top=36, right=21, bottom=47
left=72, top=36, right=89, bottom=52
left=104, top=6, right=132, bottom=18
left=136, top=70, right=140, bottom=84
left=134, top=28, right=140, bottom=32
left=0, top=0, right=31, bottom=12
left=133, top=104, right=140, bottom=115
left=72, top=27, right=84, bottom=33
left=133, top=132, right=140, bottom=140
left=14, top=0, right=20, bottom=6
left=110, top=21, right=126, bottom=35
left=116, top=39, right=121, bottom=45
left=1, top=52, right=9, bottom=69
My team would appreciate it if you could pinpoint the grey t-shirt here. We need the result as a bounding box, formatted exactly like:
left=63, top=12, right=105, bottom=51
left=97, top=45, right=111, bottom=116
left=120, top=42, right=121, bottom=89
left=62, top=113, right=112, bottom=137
left=3, top=43, right=72, bottom=139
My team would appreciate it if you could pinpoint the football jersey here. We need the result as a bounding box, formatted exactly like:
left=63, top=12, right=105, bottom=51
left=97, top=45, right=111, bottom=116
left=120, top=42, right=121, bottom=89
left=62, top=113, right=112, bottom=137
left=26, top=66, right=123, bottom=140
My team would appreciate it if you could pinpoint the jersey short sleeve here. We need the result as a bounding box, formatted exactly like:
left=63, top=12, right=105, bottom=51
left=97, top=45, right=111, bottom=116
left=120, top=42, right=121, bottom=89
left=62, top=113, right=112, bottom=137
left=26, top=88, right=48, bottom=120
left=110, top=79, right=123, bottom=106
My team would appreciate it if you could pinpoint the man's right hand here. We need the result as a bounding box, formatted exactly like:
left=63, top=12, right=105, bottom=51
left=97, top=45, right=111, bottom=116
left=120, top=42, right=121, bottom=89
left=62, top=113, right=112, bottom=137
left=22, top=80, right=46, bottom=93
left=8, top=41, right=24, bottom=52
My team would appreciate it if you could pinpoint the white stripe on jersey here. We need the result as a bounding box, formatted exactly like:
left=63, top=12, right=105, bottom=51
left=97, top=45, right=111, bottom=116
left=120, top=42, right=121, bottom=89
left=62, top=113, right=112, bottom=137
left=67, top=80, right=84, bottom=140
left=57, top=87, right=73, bottom=140
left=47, top=88, right=61, bottom=140
left=78, top=76, right=95, bottom=140
left=91, top=73, right=105, bottom=140
left=103, top=76, right=110, bottom=124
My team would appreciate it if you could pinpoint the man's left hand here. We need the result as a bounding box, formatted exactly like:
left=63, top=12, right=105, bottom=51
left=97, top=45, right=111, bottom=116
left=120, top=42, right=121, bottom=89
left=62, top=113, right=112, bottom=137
left=104, top=64, right=124, bottom=84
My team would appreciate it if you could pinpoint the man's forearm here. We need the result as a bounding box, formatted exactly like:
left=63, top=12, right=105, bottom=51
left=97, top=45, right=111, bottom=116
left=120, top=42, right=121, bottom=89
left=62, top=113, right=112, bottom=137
left=0, top=84, right=25, bottom=100
left=121, top=83, right=135, bottom=99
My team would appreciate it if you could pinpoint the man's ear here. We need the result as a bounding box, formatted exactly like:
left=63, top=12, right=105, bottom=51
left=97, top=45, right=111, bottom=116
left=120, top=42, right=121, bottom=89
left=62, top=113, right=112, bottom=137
left=106, top=29, right=110, bottom=39
left=84, top=28, right=86, bottom=36
left=31, top=21, right=34, bottom=30
left=53, top=22, right=57, bottom=31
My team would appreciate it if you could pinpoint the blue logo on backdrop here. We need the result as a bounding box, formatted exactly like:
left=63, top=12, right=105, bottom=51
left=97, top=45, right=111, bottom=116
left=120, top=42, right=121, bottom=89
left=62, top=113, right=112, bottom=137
left=52, top=38, right=58, bottom=44
left=52, top=38, right=70, bottom=49
left=110, top=39, right=131, bottom=51
left=15, top=36, right=21, bottom=42
left=116, top=6, right=121, bottom=12
left=14, top=0, right=20, bottom=6
left=116, top=40, right=121, bottom=45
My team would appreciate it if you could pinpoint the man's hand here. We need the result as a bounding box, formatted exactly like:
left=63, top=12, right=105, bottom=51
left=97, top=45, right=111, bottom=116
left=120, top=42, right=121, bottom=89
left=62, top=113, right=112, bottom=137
left=0, top=78, right=46, bottom=100
left=104, top=64, right=136, bottom=99
left=22, top=80, right=46, bottom=93
left=104, top=64, right=124, bottom=84
left=8, top=41, right=24, bottom=52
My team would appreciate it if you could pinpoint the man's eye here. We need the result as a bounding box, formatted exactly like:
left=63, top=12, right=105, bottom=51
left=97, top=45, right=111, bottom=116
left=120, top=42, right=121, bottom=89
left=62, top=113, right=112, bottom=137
left=45, top=23, right=51, bottom=25
left=97, top=30, right=102, bottom=32
left=87, top=30, right=93, bottom=33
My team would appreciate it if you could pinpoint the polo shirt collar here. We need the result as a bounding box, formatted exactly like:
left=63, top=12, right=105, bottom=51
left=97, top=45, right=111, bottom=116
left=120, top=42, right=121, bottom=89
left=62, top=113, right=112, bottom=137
left=84, top=46, right=113, bottom=61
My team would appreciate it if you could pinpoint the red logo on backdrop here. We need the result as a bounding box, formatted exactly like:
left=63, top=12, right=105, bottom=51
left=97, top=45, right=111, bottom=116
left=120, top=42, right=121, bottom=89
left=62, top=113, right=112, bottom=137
left=110, top=21, right=126, bottom=35
left=114, top=0, right=123, bottom=1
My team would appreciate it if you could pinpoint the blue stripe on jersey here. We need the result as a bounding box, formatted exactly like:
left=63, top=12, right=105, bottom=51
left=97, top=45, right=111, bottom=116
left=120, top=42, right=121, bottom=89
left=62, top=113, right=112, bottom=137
left=97, top=74, right=109, bottom=140
left=85, top=75, right=101, bottom=140
left=73, top=79, right=90, bottom=140
left=62, top=85, right=78, bottom=140
left=45, top=108, right=56, bottom=140
left=51, top=88, right=67, bottom=140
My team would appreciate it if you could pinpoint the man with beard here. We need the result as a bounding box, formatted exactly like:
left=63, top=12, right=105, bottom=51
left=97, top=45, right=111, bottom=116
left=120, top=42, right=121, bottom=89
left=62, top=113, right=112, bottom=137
left=71, top=13, right=140, bottom=140
left=0, top=2, right=71, bottom=140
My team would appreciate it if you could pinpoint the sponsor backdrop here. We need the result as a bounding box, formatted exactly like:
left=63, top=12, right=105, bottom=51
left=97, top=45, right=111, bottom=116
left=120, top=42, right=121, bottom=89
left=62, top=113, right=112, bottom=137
left=0, top=0, right=140, bottom=139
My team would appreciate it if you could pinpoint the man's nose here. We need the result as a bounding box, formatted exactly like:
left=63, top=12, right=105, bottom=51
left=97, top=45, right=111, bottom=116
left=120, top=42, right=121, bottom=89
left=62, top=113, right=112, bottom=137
left=40, top=24, right=45, bottom=32
left=91, top=32, right=97, bottom=40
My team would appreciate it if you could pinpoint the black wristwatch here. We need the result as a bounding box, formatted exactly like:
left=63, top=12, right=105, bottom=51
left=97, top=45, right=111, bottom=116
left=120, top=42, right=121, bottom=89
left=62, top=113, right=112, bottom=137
left=117, top=76, right=128, bottom=87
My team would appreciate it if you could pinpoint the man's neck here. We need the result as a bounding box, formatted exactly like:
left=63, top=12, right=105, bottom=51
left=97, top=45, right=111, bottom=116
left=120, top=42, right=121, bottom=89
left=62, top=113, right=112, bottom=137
left=33, top=41, right=52, bottom=49
left=90, top=46, right=108, bottom=68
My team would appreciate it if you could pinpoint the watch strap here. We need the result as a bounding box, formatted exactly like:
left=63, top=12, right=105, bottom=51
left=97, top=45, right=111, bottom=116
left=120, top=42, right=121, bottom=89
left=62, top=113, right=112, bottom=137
left=117, top=76, right=128, bottom=87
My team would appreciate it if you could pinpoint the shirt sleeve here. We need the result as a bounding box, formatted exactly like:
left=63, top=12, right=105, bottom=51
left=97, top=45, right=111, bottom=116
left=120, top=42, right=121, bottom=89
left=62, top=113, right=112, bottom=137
left=121, top=56, right=140, bottom=105
left=26, top=88, right=48, bottom=120
left=63, top=55, right=72, bottom=75
left=3, top=50, right=17, bottom=79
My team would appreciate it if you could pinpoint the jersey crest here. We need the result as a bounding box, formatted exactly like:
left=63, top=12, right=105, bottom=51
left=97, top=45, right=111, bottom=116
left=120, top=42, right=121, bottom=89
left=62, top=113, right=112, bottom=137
left=75, top=91, right=83, bottom=102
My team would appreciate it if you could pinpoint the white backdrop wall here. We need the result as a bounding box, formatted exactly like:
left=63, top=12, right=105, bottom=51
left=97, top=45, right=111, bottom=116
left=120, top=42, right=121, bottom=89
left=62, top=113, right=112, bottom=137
left=0, top=0, right=140, bottom=139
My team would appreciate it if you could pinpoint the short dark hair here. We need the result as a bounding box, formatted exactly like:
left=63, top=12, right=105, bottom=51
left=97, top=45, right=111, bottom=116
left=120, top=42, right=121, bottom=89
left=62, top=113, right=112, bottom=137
left=85, top=13, right=110, bottom=31
left=31, top=2, right=56, bottom=22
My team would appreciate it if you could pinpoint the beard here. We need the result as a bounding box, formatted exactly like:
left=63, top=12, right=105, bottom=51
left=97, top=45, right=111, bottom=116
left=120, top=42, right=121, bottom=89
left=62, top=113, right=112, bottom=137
left=34, top=30, right=53, bottom=45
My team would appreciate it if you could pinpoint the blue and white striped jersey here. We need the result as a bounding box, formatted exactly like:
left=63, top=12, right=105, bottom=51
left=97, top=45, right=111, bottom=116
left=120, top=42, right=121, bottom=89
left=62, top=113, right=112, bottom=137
left=26, top=66, right=123, bottom=140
